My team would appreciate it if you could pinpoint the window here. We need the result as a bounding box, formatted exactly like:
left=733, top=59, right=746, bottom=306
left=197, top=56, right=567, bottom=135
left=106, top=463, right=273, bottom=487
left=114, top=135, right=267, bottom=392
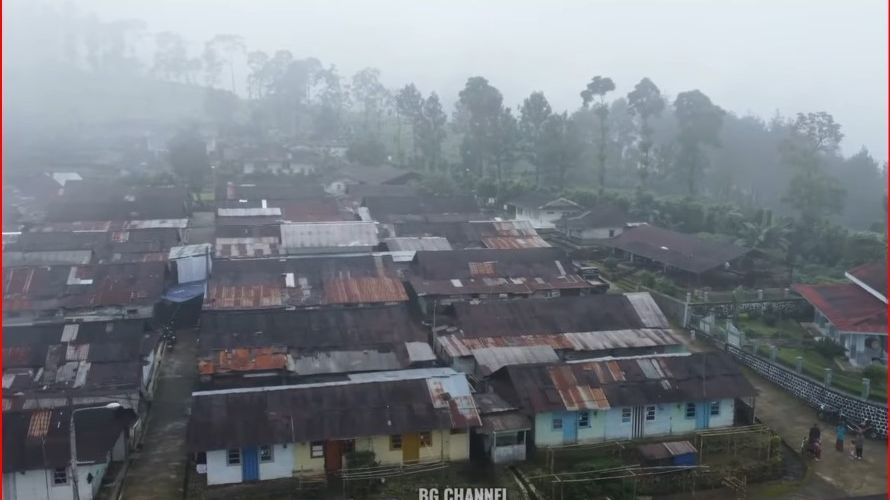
left=342, top=439, right=355, bottom=453
left=621, top=408, right=632, bottom=424
left=578, top=411, right=590, bottom=428
left=685, top=403, right=696, bottom=419
left=646, top=406, right=656, bottom=422
left=495, top=432, right=525, bottom=447
left=310, top=441, right=324, bottom=458
left=419, top=432, right=433, bottom=447
left=390, top=435, right=402, bottom=450
left=52, top=467, right=68, bottom=485
left=260, top=445, right=273, bottom=462
left=227, top=449, right=241, bottom=465
left=552, top=417, right=563, bottom=430
left=710, top=401, right=721, bottom=416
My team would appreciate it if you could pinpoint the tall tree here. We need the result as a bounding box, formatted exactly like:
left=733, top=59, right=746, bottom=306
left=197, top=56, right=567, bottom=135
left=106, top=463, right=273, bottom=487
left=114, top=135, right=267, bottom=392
left=201, top=39, right=224, bottom=88
left=395, top=84, right=424, bottom=165
left=490, top=107, right=520, bottom=187
left=456, top=76, right=504, bottom=177
left=246, top=51, right=270, bottom=99
left=312, top=65, right=347, bottom=141
left=351, top=67, right=390, bottom=136
left=627, top=77, right=666, bottom=189
left=673, top=90, right=725, bottom=195
left=780, top=112, right=845, bottom=224
left=538, top=112, right=583, bottom=190
left=207, top=34, right=245, bottom=94
left=417, top=92, right=447, bottom=171
left=152, top=32, right=190, bottom=83
left=519, top=91, right=553, bottom=186
left=581, top=76, right=616, bottom=190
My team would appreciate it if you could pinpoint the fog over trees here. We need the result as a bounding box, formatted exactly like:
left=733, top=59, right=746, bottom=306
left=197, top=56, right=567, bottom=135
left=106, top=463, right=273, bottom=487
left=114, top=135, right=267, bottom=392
left=3, top=1, right=886, bottom=277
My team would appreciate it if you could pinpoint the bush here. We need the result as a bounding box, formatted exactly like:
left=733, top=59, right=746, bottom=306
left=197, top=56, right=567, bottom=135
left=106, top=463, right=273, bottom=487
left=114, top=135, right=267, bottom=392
left=603, top=257, right=619, bottom=272
left=812, top=339, right=846, bottom=360
left=762, top=312, right=778, bottom=327
left=639, top=271, right=656, bottom=288
left=863, top=365, right=887, bottom=387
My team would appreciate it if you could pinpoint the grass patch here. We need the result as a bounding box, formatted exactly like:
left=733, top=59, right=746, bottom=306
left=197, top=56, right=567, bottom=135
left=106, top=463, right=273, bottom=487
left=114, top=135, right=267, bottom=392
left=776, top=347, right=887, bottom=402
left=736, top=317, right=808, bottom=341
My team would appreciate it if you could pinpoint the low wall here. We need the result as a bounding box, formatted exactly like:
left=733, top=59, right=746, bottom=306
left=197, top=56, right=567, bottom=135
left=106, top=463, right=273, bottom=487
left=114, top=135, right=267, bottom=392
left=728, top=344, right=887, bottom=439
left=689, top=299, right=810, bottom=321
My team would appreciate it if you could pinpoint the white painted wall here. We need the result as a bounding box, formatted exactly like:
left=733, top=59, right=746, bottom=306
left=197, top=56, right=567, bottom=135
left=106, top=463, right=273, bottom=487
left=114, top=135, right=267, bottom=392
left=514, top=207, right=567, bottom=229
left=3, top=463, right=106, bottom=500
left=259, top=444, right=294, bottom=481
left=206, top=449, right=242, bottom=485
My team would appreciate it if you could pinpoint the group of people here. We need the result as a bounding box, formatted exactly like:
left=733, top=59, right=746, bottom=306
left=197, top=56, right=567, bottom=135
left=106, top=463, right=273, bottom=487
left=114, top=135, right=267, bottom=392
left=807, top=417, right=870, bottom=461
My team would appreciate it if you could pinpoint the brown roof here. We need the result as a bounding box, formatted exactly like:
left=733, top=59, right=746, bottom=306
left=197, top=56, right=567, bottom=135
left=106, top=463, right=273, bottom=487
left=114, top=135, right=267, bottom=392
left=494, top=352, right=756, bottom=413
left=408, top=248, right=601, bottom=296
left=198, top=347, right=289, bottom=375
left=3, top=262, right=165, bottom=313
left=599, top=225, right=750, bottom=274
left=204, top=255, right=407, bottom=310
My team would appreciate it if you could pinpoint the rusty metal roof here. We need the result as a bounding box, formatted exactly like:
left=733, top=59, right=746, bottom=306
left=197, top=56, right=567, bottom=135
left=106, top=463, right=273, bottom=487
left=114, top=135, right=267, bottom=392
left=186, top=368, right=480, bottom=452
left=409, top=248, right=601, bottom=296
left=471, top=346, right=560, bottom=376
left=638, top=440, right=697, bottom=461
left=204, top=255, right=407, bottom=310
left=214, top=237, right=281, bottom=259
left=198, top=347, right=289, bottom=375
left=497, top=352, right=756, bottom=414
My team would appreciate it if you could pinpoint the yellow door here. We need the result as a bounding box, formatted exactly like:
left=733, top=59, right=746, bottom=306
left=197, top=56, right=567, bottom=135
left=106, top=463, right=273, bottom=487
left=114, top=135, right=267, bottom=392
left=402, top=433, right=420, bottom=463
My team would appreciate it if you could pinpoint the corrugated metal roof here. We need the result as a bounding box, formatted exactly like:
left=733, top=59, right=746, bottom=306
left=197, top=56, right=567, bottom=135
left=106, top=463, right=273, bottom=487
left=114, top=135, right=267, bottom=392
left=218, top=207, right=282, bottom=217
left=625, top=292, right=671, bottom=328
left=289, top=349, right=401, bottom=375
left=480, top=413, right=532, bottom=434
left=638, top=440, right=697, bottom=460
left=122, top=219, right=189, bottom=229
left=3, top=250, right=93, bottom=267
left=280, top=222, right=379, bottom=250
left=214, top=237, right=281, bottom=259
left=405, top=341, right=436, bottom=363
left=169, top=243, right=212, bottom=259
left=384, top=237, right=452, bottom=252
left=472, top=346, right=559, bottom=375
left=502, top=352, right=756, bottom=413
left=481, top=236, right=550, bottom=249
left=198, top=347, right=288, bottom=375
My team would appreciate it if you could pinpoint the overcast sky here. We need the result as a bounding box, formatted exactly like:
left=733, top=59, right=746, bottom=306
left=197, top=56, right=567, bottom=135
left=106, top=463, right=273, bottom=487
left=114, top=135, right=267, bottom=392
left=65, top=0, right=890, bottom=160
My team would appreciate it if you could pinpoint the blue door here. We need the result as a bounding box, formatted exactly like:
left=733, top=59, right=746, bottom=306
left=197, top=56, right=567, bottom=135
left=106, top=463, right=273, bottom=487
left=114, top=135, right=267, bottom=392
left=242, top=446, right=259, bottom=481
left=562, top=412, right=578, bottom=444
left=695, top=403, right=710, bottom=429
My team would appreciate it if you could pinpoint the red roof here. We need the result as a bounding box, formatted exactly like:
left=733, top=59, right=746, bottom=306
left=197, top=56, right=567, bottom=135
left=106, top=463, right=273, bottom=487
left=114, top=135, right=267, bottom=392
left=792, top=283, right=887, bottom=333
left=846, top=261, right=887, bottom=302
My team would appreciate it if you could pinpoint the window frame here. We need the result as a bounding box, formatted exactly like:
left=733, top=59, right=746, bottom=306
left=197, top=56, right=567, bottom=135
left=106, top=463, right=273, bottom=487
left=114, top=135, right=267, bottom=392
left=310, top=441, right=325, bottom=459
left=710, top=401, right=721, bottom=416
left=52, top=467, right=68, bottom=486
left=645, top=405, right=657, bottom=422
left=226, top=448, right=241, bottom=466
left=578, top=411, right=590, bottom=429
left=685, top=402, right=697, bottom=419
left=621, top=407, right=632, bottom=424
left=419, top=431, right=433, bottom=448
left=552, top=417, right=563, bottom=430
left=389, top=434, right=403, bottom=450
left=259, top=445, right=274, bottom=463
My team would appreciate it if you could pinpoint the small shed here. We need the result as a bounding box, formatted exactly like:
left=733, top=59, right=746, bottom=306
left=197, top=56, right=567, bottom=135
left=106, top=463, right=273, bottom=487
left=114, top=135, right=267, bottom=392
left=637, top=440, right=698, bottom=466
left=169, top=244, right=213, bottom=284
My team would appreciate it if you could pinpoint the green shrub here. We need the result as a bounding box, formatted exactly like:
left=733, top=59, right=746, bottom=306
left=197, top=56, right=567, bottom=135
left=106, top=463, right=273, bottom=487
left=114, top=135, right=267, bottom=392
left=863, top=365, right=887, bottom=387
left=603, top=257, right=619, bottom=272
left=812, top=339, right=846, bottom=360
left=639, top=271, right=656, bottom=288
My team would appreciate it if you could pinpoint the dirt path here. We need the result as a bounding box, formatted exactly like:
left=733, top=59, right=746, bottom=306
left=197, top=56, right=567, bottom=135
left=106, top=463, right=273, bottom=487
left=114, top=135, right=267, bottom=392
left=743, top=367, right=888, bottom=498
left=121, top=329, right=197, bottom=500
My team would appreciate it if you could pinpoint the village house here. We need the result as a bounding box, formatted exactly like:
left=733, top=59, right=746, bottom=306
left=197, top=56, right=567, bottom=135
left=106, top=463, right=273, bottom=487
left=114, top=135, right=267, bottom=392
left=2, top=320, right=163, bottom=422
left=391, top=219, right=550, bottom=250
left=434, top=293, right=682, bottom=376
left=2, top=261, right=166, bottom=325
left=557, top=204, right=636, bottom=242
left=361, top=195, right=484, bottom=226
left=406, top=248, right=608, bottom=315
left=218, top=197, right=350, bottom=223
left=186, top=368, right=480, bottom=485
left=506, top=193, right=584, bottom=230
left=196, top=305, right=435, bottom=388
left=472, top=392, right=532, bottom=464
left=2, top=406, right=136, bottom=500
left=488, top=351, right=756, bottom=447
left=793, top=261, right=888, bottom=365
left=325, top=164, right=421, bottom=196
left=203, top=255, right=408, bottom=312
left=44, top=183, right=192, bottom=222
left=216, top=181, right=327, bottom=203
left=597, top=224, right=751, bottom=287
left=279, top=221, right=380, bottom=255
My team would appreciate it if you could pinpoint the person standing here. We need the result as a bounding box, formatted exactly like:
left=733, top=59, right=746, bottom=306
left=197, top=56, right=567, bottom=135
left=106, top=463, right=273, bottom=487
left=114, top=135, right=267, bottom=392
left=853, top=431, right=864, bottom=460
left=835, top=422, right=846, bottom=452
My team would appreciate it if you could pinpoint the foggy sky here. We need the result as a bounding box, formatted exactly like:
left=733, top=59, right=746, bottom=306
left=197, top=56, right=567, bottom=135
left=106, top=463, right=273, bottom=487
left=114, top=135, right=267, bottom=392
left=53, top=0, right=890, bottom=161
